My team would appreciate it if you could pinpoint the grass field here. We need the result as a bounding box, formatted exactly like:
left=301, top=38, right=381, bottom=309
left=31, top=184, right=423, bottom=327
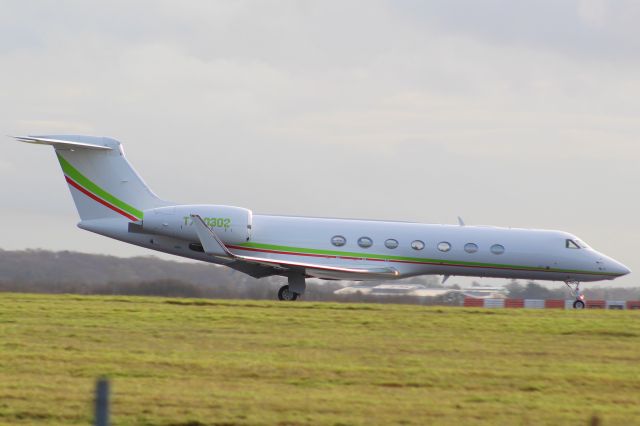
left=0, top=293, right=639, bottom=425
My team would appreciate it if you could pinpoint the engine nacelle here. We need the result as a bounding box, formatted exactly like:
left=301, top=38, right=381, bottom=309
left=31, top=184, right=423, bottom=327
left=140, top=204, right=252, bottom=244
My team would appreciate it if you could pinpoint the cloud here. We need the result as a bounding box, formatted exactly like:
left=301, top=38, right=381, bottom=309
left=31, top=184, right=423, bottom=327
left=16, top=120, right=95, bottom=134
left=577, top=0, right=608, bottom=28
left=0, top=159, right=15, bottom=175
left=394, top=0, right=640, bottom=63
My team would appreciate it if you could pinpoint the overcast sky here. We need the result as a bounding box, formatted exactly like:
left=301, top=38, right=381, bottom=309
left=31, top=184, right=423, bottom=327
left=1, top=1, right=638, bottom=286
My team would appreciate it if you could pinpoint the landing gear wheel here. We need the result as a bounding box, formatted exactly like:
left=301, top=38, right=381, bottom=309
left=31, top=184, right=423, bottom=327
left=278, top=285, right=298, bottom=301
left=564, top=281, right=586, bottom=310
left=573, top=300, right=585, bottom=309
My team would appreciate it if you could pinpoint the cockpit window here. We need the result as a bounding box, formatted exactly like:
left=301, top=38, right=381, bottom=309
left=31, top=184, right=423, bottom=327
left=565, top=239, right=580, bottom=249
left=575, top=239, right=590, bottom=249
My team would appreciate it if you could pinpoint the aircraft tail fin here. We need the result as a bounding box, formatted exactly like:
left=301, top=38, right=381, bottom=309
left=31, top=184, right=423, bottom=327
left=16, top=135, right=167, bottom=222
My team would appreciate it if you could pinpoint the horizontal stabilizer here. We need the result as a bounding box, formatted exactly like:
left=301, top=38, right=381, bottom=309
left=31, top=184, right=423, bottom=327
left=13, top=136, right=112, bottom=151
left=190, top=214, right=399, bottom=279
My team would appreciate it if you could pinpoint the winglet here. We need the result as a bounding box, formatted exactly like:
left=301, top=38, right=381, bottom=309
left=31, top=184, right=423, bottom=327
left=457, top=216, right=465, bottom=226
left=190, top=214, right=235, bottom=257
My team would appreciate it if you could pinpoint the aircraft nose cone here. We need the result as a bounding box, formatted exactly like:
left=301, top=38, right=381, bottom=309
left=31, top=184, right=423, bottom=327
left=596, top=253, right=631, bottom=277
left=612, top=260, right=631, bottom=277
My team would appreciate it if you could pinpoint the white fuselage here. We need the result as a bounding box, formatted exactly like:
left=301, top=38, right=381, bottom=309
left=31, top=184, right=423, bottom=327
left=81, top=213, right=630, bottom=283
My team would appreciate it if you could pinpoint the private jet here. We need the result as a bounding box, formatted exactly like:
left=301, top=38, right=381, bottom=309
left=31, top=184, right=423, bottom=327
left=16, top=135, right=631, bottom=307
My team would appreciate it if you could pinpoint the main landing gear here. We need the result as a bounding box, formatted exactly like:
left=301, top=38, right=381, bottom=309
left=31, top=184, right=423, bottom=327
left=564, top=280, right=585, bottom=309
left=277, top=285, right=298, bottom=301
left=277, top=273, right=307, bottom=301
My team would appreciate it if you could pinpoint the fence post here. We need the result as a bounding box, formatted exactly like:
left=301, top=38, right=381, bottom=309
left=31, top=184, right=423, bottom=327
left=95, top=377, right=110, bottom=426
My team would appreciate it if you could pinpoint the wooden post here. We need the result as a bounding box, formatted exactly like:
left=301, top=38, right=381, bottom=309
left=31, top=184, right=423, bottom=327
left=95, top=377, right=110, bottom=426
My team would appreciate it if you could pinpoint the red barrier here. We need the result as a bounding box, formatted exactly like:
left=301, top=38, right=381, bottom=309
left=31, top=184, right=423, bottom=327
left=627, top=301, right=640, bottom=310
left=545, top=299, right=565, bottom=309
left=463, top=297, right=484, bottom=307
left=504, top=299, right=524, bottom=308
left=462, top=298, right=640, bottom=309
left=586, top=300, right=606, bottom=309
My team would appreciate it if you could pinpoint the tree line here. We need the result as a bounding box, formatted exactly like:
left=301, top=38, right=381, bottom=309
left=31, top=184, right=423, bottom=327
left=0, top=249, right=637, bottom=303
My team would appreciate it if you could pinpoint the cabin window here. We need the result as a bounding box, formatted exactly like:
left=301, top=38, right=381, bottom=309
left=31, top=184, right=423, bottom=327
left=566, top=239, right=580, bottom=249
left=411, top=240, right=425, bottom=250
left=464, top=243, right=478, bottom=253
left=331, top=235, right=346, bottom=247
left=358, top=237, right=373, bottom=248
left=385, top=239, right=399, bottom=249
left=437, top=242, right=451, bottom=252
left=490, top=244, right=505, bottom=255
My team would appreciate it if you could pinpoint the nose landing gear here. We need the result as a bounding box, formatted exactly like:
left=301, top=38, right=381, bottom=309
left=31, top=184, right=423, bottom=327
left=564, top=281, right=585, bottom=309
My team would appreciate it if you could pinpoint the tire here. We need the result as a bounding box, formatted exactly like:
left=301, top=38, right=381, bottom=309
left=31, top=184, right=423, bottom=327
left=278, top=285, right=298, bottom=301
left=573, top=300, right=585, bottom=309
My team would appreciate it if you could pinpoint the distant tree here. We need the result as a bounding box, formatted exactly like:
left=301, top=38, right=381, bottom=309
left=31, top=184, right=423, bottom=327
left=506, top=281, right=566, bottom=299
left=505, top=281, right=524, bottom=297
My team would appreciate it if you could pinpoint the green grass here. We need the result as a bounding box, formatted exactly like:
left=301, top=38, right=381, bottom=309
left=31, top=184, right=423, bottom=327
left=0, top=293, right=639, bottom=425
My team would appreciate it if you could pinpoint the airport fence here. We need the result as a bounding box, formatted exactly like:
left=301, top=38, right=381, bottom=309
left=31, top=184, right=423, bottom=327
left=464, top=298, right=640, bottom=309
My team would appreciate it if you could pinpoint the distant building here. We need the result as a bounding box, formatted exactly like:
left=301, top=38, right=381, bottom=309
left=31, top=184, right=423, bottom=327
left=335, top=284, right=507, bottom=299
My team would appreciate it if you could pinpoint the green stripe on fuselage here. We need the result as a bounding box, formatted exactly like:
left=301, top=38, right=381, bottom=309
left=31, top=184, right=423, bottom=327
left=56, top=153, right=144, bottom=219
left=235, top=241, right=616, bottom=277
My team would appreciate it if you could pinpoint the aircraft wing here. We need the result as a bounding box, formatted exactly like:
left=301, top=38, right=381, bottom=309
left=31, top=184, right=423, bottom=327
left=190, top=214, right=399, bottom=279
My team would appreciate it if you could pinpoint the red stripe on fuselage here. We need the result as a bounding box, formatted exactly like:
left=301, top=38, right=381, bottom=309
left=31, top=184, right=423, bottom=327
left=226, top=244, right=381, bottom=261
left=65, top=176, right=138, bottom=221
